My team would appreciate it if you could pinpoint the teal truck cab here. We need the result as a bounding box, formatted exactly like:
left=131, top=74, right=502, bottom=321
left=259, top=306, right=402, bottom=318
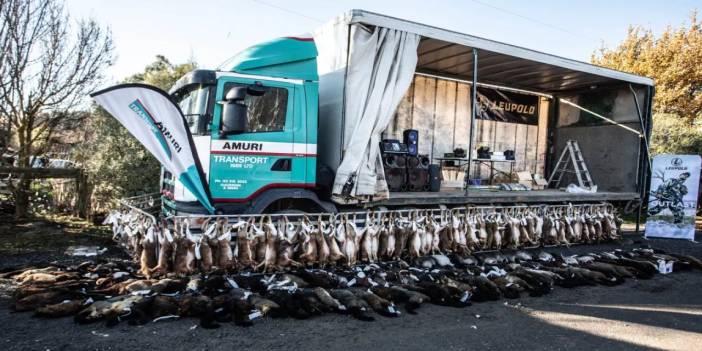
left=164, top=37, right=335, bottom=215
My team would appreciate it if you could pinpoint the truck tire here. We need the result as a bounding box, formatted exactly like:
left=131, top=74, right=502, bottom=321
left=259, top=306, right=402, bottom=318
left=246, top=188, right=337, bottom=215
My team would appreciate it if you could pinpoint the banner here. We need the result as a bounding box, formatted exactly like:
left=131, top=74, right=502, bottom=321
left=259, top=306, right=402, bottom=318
left=476, top=87, right=539, bottom=125
left=645, top=154, right=701, bottom=240
left=91, top=84, right=215, bottom=214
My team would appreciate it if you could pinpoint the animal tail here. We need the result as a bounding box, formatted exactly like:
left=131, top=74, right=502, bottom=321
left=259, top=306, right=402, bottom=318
left=87, top=286, right=117, bottom=295
left=404, top=301, right=420, bottom=314
left=126, top=311, right=150, bottom=326
left=104, top=311, right=122, bottom=327
left=671, top=254, right=702, bottom=270
left=373, top=305, right=400, bottom=318
left=233, top=315, right=254, bottom=327
left=350, top=307, right=375, bottom=322
left=597, top=276, right=624, bottom=286
left=74, top=309, right=99, bottom=325
left=502, top=287, right=521, bottom=299
left=200, top=313, right=221, bottom=329
left=527, top=285, right=551, bottom=297
left=290, top=308, right=312, bottom=320
left=147, top=264, right=166, bottom=277
left=449, top=299, right=472, bottom=308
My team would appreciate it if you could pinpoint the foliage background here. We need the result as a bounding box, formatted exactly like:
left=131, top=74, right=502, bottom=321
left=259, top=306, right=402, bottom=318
left=592, top=12, right=702, bottom=156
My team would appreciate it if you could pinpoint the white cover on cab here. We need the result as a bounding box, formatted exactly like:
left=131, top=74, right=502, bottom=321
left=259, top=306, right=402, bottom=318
left=317, top=21, right=419, bottom=202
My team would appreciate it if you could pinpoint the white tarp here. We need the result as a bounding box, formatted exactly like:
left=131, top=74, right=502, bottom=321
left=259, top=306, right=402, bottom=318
left=330, top=24, right=419, bottom=201
left=91, top=84, right=215, bottom=213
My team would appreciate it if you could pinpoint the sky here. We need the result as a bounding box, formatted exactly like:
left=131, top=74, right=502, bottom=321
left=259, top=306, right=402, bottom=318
left=64, top=0, right=699, bottom=83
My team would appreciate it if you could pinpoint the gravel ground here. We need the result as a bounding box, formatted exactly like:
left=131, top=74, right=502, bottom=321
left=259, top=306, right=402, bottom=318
left=1, top=232, right=701, bottom=351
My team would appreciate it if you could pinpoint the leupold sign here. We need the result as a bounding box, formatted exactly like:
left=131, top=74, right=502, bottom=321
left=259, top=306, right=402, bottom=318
left=476, top=87, right=539, bottom=125
left=645, top=154, right=701, bottom=240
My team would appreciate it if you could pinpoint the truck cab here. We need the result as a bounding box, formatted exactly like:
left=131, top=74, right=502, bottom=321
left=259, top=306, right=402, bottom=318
left=163, top=37, right=334, bottom=215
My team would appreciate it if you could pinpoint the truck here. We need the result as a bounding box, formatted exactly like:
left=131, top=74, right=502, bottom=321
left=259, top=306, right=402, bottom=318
left=159, top=10, right=654, bottom=221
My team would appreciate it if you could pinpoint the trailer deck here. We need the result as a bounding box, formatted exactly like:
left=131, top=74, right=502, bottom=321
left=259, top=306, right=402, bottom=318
left=367, top=189, right=639, bottom=207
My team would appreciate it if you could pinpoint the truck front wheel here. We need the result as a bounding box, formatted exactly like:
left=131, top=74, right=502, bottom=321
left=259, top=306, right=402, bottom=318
left=263, top=198, right=323, bottom=214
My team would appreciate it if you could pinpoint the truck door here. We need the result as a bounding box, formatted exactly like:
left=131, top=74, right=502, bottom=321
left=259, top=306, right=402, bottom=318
left=209, top=77, right=295, bottom=202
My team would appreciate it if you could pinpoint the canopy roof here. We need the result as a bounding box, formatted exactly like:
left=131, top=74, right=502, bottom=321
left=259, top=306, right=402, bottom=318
left=346, top=10, right=654, bottom=94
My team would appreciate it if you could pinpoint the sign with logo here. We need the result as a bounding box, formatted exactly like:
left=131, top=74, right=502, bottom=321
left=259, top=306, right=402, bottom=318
left=476, top=87, right=540, bottom=125
left=91, top=84, right=215, bottom=214
left=645, top=154, right=701, bottom=240
left=207, top=139, right=316, bottom=200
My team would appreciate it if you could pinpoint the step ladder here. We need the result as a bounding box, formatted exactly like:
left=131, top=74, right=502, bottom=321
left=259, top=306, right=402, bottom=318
left=547, top=140, right=595, bottom=189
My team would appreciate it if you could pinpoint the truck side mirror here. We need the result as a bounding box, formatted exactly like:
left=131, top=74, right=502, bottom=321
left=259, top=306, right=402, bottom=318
left=221, top=86, right=248, bottom=135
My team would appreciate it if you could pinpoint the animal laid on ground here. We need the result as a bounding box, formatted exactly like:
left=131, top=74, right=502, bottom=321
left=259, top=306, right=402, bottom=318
left=5, top=244, right=700, bottom=329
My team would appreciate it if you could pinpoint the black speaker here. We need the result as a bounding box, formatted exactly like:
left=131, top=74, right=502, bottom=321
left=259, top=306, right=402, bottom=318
left=407, top=154, right=430, bottom=169
left=382, top=154, right=407, bottom=192
left=380, top=139, right=409, bottom=154
left=428, top=164, right=442, bottom=192
left=406, top=155, right=429, bottom=191
left=403, top=129, right=419, bottom=156
left=477, top=146, right=491, bottom=159
left=453, top=148, right=466, bottom=158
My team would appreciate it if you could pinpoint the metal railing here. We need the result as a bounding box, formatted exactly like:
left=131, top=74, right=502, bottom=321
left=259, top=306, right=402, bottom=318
left=118, top=192, right=160, bottom=224
left=165, top=201, right=617, bottom=234
left=110, top=198, right=619, bottom=256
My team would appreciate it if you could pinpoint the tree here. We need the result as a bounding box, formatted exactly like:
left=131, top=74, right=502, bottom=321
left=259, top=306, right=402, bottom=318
left=125, top=55, right=195, bottom=90
left=592, top=12, right=702, bottom=123
left=649, top=113, right=702, bottom=156
left=0, top=0, right=114, bottom=219
left=73, top=56, right=196, bottom=214
left=592, top=12, right=702, bottom=156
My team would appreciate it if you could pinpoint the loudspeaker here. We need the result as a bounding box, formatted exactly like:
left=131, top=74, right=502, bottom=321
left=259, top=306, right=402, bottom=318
left=380, top=139, right=409, bottom=154
left=477, top=146, right=491, bottom=159
left=406, top=155, right=430, bottom=191
left=453, top=147, right=466, bottom=158
left=382, top=154, right=407, bottom=192
left=403, top=129, right=419, bottom=156
left=428, top=164, right=442, bottom=192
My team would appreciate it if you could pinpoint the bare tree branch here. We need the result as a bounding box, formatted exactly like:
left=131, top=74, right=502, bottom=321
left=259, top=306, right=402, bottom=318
left=0, top=0, right=114, bottom=218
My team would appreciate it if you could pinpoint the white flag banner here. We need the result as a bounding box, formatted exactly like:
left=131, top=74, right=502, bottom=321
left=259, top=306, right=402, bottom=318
left=645, top=154, right=700, bottom=240
left=91, top=83, right=215, bottom=214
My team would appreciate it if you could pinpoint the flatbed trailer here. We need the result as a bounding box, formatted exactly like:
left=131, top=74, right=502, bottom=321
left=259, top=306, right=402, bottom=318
left=95, top=10, right=653, bottom=228
left=367, top=190, right=639, bottom=207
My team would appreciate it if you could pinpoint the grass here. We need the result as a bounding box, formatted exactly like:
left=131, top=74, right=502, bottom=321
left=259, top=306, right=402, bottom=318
left=0, top=212, right=113, bottom=255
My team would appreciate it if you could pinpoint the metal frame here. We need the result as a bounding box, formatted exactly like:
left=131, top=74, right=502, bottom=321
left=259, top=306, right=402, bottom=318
left=464, top=48, right=478, bottom=194
left=166, top=202, right=614, bottom=227
left=118, top=192, right=160, bottom=225
left=413, top=71, right=553, bottom=99
left=157, top=202, right=616, bottom=253
left=348, top=10, right=654, bottom=87
left=635, top=85, right=655, bottom=234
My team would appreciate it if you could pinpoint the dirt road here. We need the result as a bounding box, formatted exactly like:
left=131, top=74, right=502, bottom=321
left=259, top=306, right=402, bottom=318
left=1, top=233, right=701, bottom=351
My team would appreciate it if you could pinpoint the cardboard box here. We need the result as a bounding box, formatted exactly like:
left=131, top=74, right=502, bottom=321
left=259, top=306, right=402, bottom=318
left=517, top=171, right=532, bottom=187
left=657, top=259, right=673, bottom=274
left=533, top=175, right=548, bottom=190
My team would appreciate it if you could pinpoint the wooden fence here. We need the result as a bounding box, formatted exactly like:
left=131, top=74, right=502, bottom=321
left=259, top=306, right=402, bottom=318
left=0, top=167, right=90, bottom=218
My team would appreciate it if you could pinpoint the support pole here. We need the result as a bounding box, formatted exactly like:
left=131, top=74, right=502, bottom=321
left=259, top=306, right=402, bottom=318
left=464, top=48, right=478, bottom=195
left=629, top=84, right=652, bottom=235
left=629, top=84, right=652, bottom=172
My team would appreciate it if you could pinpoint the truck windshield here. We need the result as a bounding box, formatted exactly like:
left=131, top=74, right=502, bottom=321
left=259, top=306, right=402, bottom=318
left=176, top=86, right=210, bottom=135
